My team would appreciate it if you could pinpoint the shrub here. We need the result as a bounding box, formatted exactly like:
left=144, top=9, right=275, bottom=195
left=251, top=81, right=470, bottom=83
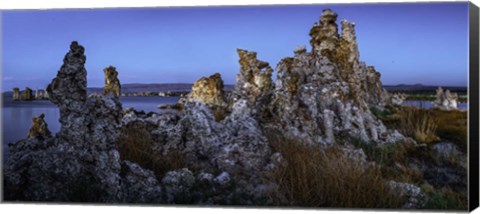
left=269, top=139, right=405, bottom=208
left=116, top=122, right=186, bottom=178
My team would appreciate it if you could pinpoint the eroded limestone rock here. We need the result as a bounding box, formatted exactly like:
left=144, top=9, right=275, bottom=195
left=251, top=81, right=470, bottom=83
left=27, top=113, right=52, bottom=139
left=20, top=87, right=34, bottom=101
left=12, top=87, right=20, bottom=101
left=310, top=9, right=339, bottom=56
left=230, top=49, right=274, bottom=119
left=187, top=73, right=227, bottom=108
left=434, top=86, right=458, bottom=110
left=103, top=66, right=121, bottom=97
left=391, top=93, right=407, bottom=106
left=5, top=41, right=158, bottom=203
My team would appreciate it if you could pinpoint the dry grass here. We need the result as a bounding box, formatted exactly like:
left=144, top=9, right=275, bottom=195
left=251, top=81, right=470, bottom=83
left=116, top=122, right=187, bottom=178
left=269, top=139, right=404, bottom=208
left=350, top=139, right=424, bottom=184
left=396, top=107, right=439, bottom=144
left=379, top=106, right=467, bottom=151
left=430, top=109, right=467, bottom=151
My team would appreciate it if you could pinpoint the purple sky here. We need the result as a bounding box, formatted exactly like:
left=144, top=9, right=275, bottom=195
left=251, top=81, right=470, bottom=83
left=1, top=2, right=469, bottom=91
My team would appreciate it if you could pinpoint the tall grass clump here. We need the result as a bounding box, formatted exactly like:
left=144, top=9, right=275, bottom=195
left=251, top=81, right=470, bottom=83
left=430, top=109, right=467, bottom=151
left=397, top=107, right=439, bottom=144
left=268, top=136, right=405, bottom=208
left=116, top=122, right=186, bottom=178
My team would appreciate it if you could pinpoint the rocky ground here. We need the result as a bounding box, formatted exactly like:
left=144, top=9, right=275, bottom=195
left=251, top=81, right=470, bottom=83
left=3, top=9, right=467, bottom=210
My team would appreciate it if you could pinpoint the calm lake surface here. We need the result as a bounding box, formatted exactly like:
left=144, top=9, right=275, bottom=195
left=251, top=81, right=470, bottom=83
left=402, top=100, right=468, bottom=110
left=2, top=96, right=180, bottom=163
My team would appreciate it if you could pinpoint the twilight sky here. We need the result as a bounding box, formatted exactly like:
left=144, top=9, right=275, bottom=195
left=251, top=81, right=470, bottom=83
left=1, top=2, right=469, bottom=91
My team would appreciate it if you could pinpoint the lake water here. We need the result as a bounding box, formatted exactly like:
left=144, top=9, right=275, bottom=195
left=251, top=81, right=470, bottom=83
left=1, top=96, right=180, bottom=163
left=402, top=100, right=468, bottom=110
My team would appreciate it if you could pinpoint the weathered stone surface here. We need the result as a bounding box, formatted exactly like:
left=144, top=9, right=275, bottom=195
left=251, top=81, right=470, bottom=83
left=12, top=87, right=20, bottom=101
left=387, top=181, right=426, bottom=209
left=434, top=86, right=458, bottom=110
left=161, top=168, right=196, bottom=203
left=187, top=73, right=227, bottom=108
left=20, top=87, right=34, bottom=100
left=103, top=66, right=121, bottom=97
left=391, top=93, right=407, bottom=106
left=120, top=161, right=163, bottom=203
left=230, top=49, right=274, bottom=120
left=310, top=9, right=339, bottom=56
left=27, top=113, right=52, bottom=139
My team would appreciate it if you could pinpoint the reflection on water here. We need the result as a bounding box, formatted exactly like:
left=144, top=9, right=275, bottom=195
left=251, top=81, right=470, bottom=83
left=2, top=96, right=180, bottom=162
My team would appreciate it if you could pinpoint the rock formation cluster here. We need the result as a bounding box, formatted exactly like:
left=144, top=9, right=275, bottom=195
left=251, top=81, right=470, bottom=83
left=5, top=41, right=160, bottom=202
left=434, top=86, right=458, bottom=110
left=5, top=10, right=427, bottom=208
left=12, top=88, right=48, bottom=101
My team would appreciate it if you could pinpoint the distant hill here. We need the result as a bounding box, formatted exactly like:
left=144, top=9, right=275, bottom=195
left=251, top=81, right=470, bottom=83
left=2, top=83, right=465, bottom=96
